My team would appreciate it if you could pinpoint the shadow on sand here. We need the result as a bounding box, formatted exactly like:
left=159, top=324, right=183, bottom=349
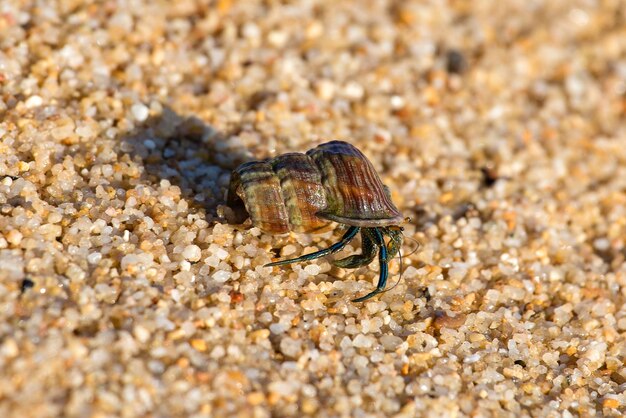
left=119, top=107, right=252, bottom=219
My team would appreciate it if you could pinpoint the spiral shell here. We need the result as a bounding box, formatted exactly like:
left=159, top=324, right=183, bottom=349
left=227, top=141, right=402, bottom=233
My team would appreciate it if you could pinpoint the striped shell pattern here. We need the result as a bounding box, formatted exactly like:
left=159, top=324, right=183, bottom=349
left=227, top=141, right=402, bottom=234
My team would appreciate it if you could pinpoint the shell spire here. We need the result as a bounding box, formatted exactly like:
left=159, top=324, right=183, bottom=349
left=307, top=141, right=403, bottom=227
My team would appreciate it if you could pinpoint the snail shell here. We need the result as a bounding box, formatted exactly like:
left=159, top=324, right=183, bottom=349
left=227, top=141, right=402, bottom=233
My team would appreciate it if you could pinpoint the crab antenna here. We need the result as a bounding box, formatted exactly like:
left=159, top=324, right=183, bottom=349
left=403, top=235, right=421, bottom=257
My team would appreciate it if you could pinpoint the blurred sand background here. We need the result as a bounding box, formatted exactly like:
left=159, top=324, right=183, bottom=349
left=1, top=0, right=626, bottom=417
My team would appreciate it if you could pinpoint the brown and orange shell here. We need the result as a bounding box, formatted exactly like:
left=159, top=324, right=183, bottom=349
left=227, top=141, right=403, bottom=234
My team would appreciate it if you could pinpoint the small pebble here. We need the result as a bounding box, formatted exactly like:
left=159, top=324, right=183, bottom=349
left=446, top=49, right=468, bottom=74
left=25, top=95, right=43, bottom=108
left=6, top=230, right=23, bottom=246
left=352, top=334, right=373, bottom=348
left=211, top=270, right=231, bottom=283
left=304, top=264, right=321, bottom=276
left=20, top=278, right=34, bottom=293
left=131, top=103, right=150, bottom=122
left=182, top=245, right=202, bottom=262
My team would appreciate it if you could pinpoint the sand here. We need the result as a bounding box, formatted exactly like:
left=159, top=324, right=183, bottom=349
left=1, top=0, right=625, bottom=417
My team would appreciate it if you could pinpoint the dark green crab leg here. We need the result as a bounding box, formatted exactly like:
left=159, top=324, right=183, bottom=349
left=332, top=228, right=377, bottom=269
left=265, top=226, right=360, bottom=267
left=352, top=227, right=389, bottom=302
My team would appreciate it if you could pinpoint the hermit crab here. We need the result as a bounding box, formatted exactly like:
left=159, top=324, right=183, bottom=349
left=227, top=141, right=405, bottom=302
